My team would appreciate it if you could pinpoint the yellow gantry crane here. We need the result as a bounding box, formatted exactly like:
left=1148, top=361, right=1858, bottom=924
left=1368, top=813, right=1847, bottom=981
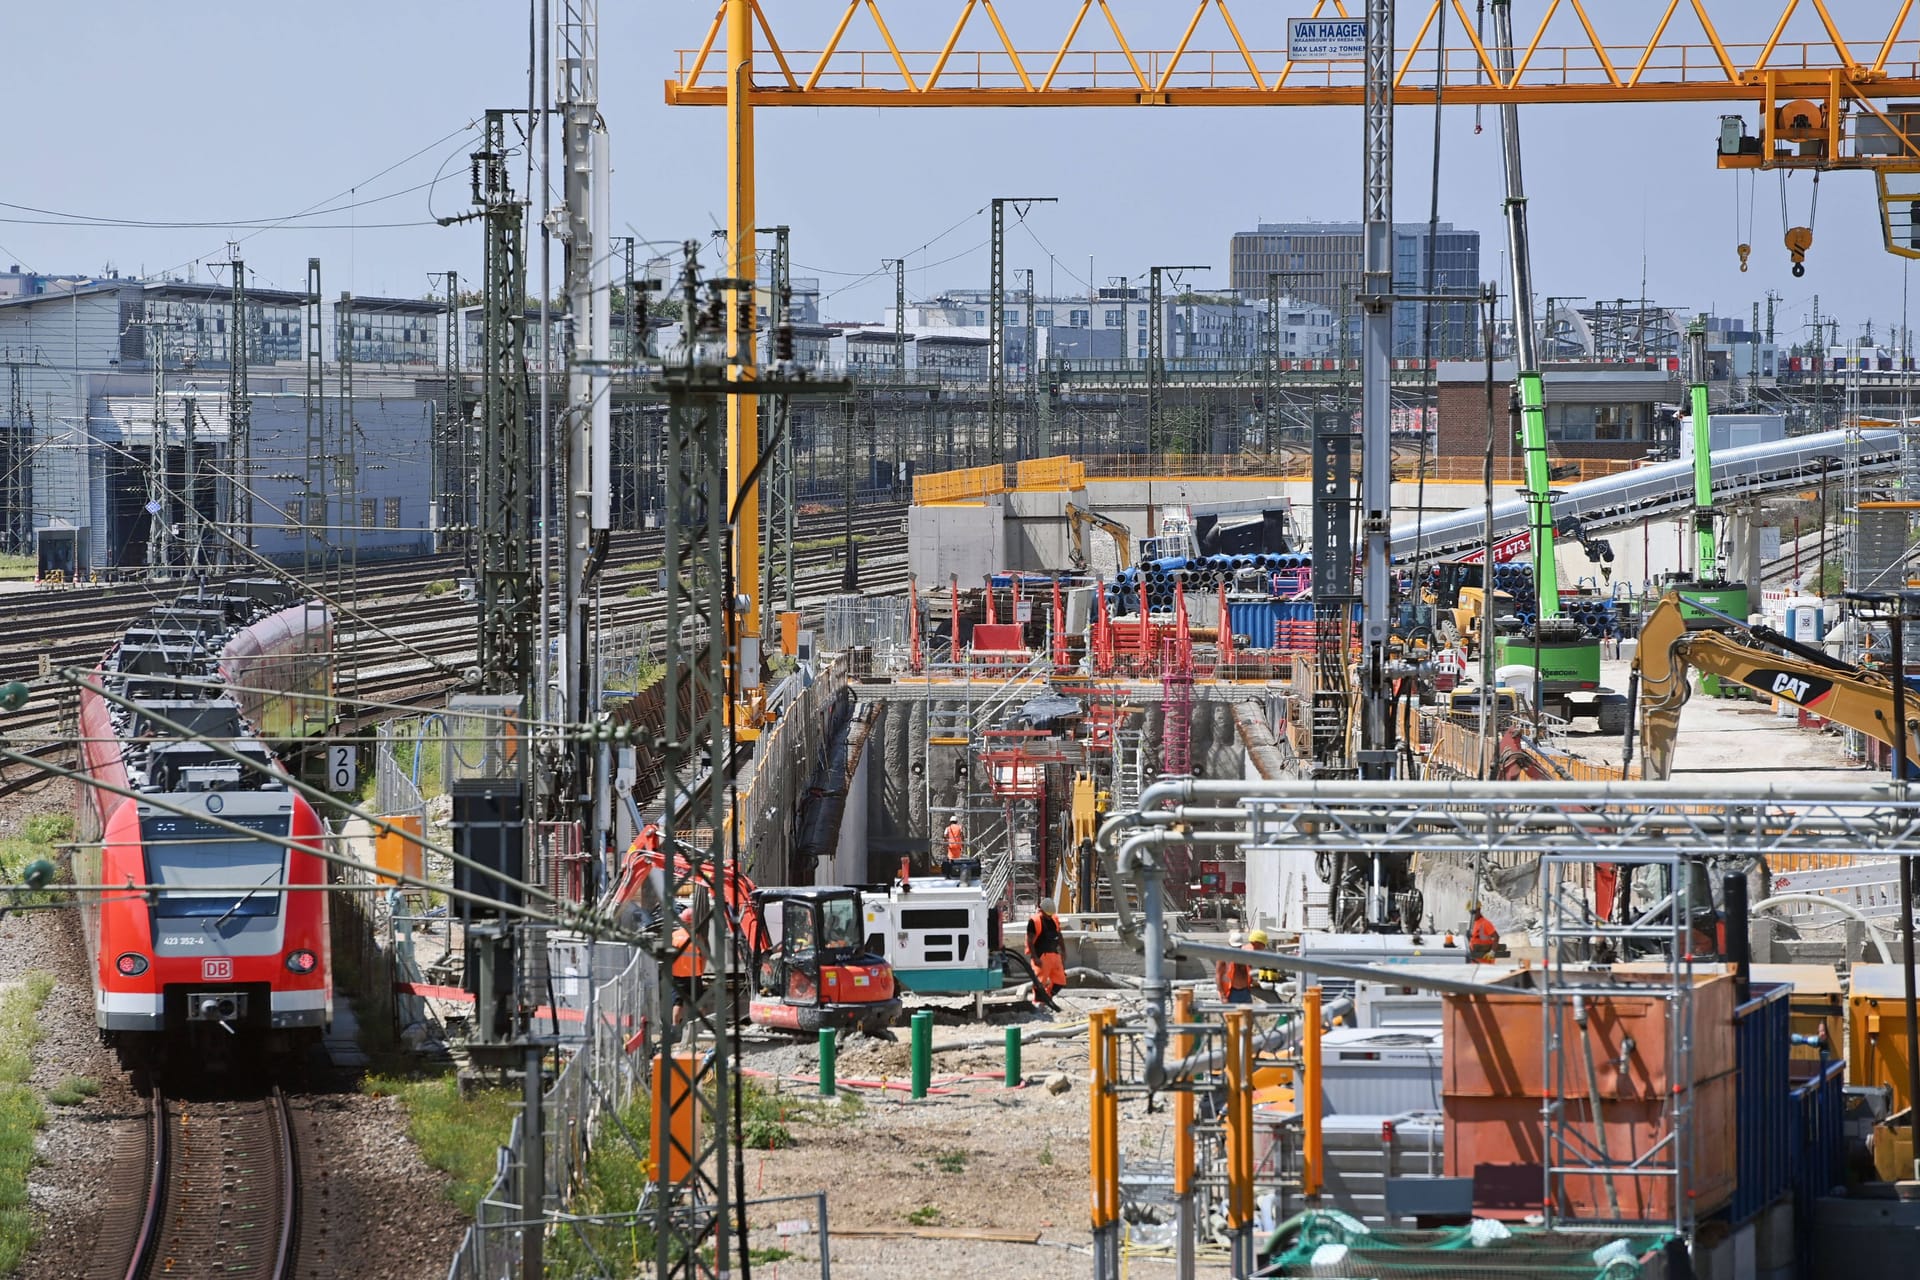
left=672, top=0, right=1920, bottom=622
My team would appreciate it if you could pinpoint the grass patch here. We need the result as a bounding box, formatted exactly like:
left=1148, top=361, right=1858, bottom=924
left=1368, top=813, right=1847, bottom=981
left=0, top=553, right=32, bottom=582
left=793, top=534, right=868, bottom=554
left=737, top=1078, right=797, bottom=1150
left=1038, top=1139, right=1054, bottom=1167
left=624, top=583, right=654, bottom=599
left=362, top=1072, right=519, bottom=1213
left=44, top=1077, right=97, bottom=1108
left=932, top=1148, right=969, bottom=1174
left=422, top=578, right=457, bottom=598
left=905, top=1205, right=943, bottom=1227
left=0, top=971, right=56, bottom=1273
left=0, top=815, right=72, bottom=914
left=545, top=1090, right=792, bottom=1277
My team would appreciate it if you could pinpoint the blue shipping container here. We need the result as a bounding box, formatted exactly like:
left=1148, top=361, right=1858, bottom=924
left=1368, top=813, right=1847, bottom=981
left=1790, top=1056, right=1846, bottom=1271
left=1731, top=983, right=1794, bottom=1223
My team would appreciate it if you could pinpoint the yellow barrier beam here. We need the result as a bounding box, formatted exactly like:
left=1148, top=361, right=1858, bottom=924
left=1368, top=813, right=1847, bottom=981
left=1302, top=985, right=1323, bottom=1197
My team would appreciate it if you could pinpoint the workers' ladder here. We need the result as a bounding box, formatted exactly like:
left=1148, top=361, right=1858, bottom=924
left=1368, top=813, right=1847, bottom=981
left=1091, top=727, right=1148, bottom=915
left=939, top=653, right=1052, bottom=909
left=1539, top=849, right=1696, bottom=1235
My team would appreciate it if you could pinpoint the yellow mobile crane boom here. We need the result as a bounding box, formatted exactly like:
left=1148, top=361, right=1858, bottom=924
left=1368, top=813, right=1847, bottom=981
left=1065, top=502, right=1133, bottom=572
left=1634, top=590, right=1920, bottom=780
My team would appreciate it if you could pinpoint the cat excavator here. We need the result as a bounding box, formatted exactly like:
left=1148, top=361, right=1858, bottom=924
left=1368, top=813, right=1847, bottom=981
left=1633, top=589, right=1920, bottom=781
left=1065, top=503, right=1133, bottom=572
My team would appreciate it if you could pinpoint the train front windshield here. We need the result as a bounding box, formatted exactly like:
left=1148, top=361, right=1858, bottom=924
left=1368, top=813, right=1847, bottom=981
left=140, top=814, right=289, bottom=918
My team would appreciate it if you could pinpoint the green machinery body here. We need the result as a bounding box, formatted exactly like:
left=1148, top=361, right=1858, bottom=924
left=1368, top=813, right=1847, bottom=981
left=1494, top=633, right=1603, bottom=688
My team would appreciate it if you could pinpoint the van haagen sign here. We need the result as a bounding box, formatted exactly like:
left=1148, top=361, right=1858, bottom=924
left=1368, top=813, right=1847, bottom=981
left=1288, top=17, right=1367, bottom=61
left=1453, top=531, right=1533, bottom=565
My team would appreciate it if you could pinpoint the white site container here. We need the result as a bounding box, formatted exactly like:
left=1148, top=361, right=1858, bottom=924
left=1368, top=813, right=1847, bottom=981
left=1319, top=1027, right=1446, bottom=1116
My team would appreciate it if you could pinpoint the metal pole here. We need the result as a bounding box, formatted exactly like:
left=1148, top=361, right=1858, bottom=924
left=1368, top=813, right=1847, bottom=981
left=728, top=0, right=761, bottom=642
left=990, top=198, right=1005, bottom=462
left=1172, top=987, right=1196, bottom=1280
left=522, top=1041, right=545, bottom=1278
left=1357, top=0, right=1396, bottom=778
left=1149, top=264, right=1209, bottom=458
left=1024, top=266, right=1038, bottom=458
left=227, top=254, right=252, bottom=557
left=988, top=198, right=1056, bottom=463
left=1893, top=604, right=1920, bottom=1174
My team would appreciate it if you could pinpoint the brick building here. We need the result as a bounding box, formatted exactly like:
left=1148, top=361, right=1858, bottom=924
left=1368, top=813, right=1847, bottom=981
left=1435, top=360, right=1680, bottom=463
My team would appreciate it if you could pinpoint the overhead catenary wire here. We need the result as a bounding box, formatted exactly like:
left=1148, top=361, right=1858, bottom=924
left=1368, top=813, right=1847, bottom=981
left=0, top=738, right=621, bottom=935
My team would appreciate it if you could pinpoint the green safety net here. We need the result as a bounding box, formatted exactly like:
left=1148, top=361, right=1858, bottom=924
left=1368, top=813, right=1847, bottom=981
left=1260, top=1209, right=1678, bottom=1278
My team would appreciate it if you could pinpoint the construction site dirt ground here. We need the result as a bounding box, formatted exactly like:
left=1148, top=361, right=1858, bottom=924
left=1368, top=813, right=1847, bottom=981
left=735, top=992, right=1234, bottom=1279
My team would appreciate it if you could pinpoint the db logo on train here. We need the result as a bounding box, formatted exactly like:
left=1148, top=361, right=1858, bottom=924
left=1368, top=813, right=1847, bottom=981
left=202, top=958, right=234, bottom=981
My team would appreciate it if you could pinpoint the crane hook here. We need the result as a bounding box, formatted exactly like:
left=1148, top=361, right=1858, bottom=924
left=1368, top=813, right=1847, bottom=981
left=1786, top=226, right=1813, bottom=277
left=1737, top=242, right=1751, bottom=272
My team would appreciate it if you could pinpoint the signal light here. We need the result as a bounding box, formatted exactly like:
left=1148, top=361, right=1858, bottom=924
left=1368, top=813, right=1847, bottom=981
left=285, top=949, right=318, bottom=974
left=115, top=952, right=149, bottom=976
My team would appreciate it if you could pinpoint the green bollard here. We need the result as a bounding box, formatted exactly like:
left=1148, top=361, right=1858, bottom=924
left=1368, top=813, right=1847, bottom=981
left=910, top=1010, right=933, bottom=1099
left=818, top=1028, right=837, bottom=1097
left=1004, top=1024, right=1022, bottom=1087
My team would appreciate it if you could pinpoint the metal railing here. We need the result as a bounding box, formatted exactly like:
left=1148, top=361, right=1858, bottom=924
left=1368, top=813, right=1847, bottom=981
left=446, top=942, right=652, bottom=1280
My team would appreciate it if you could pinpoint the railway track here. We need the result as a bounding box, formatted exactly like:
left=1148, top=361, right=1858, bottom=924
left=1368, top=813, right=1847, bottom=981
left=0, top=503, right=907, bottom=680
left=93, top=1087, right=317, bottom=1280
left=0, top=508, right=909, bottom=798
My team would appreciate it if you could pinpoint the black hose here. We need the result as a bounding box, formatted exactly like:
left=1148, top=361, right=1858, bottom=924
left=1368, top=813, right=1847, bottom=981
left=999, top=950, right=1060, bottom=1011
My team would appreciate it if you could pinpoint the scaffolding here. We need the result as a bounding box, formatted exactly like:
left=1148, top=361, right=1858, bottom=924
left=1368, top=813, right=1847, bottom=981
left=1540, top=848, right=1698, bottom=1233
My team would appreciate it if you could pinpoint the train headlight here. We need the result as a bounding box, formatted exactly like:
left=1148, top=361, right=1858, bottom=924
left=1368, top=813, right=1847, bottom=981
left=115, top=952, right=149, bottom=976
left=285, top=949, right=318, bottom=974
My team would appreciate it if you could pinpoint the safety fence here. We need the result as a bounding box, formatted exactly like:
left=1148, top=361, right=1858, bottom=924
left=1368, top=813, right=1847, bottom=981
left=735, top=656, right=850, bottom=887
left=327, top=822, right=402, bottom=1051
left=911, top=462, right=1004, bottom=503
left=822, top=594, right=912, bottom=670
left=1014, top=455, right=1086, bottom=490
left=447, top=942, right=654, bottom=1280
left=909, top=451, right=1643, bottom=499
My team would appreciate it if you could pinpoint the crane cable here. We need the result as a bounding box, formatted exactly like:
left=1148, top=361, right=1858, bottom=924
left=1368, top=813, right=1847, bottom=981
left=1735, top=170, right=1755, bottom=272
left=1779, top=170, right=1820, bottom=277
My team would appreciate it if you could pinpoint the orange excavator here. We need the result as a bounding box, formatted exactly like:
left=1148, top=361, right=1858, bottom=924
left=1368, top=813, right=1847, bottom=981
left=606, top=828, right=901, bottom=1037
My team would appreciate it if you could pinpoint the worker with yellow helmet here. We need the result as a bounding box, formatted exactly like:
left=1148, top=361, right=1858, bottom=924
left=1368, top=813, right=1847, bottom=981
left=1247, top=928, right=1281, bottom=987
left=1217, top=928, right=1271, bottom=1005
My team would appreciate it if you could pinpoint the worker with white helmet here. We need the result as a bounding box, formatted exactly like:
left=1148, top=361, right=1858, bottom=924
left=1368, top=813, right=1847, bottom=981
left=1026, top=896, right=1067, bottom=1008
left=1215, top=929, right=1253, bottom=1004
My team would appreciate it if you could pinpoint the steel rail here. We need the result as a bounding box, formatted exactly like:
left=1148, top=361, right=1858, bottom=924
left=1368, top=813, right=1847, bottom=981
left=121, top=1091, right=168, bottom=1280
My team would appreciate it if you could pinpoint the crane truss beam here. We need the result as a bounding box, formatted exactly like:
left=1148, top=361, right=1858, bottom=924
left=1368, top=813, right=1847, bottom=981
left=668, top=1, right=1920, bottom=107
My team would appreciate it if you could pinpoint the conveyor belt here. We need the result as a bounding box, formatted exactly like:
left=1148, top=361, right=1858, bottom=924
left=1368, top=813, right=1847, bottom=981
left=1392, top=428, right=1902, bottom=563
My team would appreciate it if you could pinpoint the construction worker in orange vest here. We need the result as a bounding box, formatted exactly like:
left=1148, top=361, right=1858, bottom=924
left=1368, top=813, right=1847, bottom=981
left=1216, top=929, right=1253, bottom=1005
left=670, top=906, right=708, bottom=1026
left=1245, top=928, right=1277, bottom=990
left=1467, top=905, right=1500, bottom=963
left=943, top=815, right=965, bottom=864
left=1026, top=897, right=1068, bottom=1009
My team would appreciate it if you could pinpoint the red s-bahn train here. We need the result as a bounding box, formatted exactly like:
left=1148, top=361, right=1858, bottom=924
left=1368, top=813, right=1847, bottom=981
left=74, top=579, right=334, bottom=1064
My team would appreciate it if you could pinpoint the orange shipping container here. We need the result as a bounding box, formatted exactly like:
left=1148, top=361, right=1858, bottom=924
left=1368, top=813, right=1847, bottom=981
left=1443, top=971, right=1738, bottom=1223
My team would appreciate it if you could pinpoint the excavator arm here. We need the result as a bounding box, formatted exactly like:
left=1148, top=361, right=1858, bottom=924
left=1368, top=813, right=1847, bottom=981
left=1065, top=502, right=1133, bottom=572
left=1634, top=591, right=1920, bottom=779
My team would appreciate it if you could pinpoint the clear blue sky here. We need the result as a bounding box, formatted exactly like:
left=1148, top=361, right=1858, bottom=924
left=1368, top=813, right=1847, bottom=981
left=2, top=2, right=1910, bottom=348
